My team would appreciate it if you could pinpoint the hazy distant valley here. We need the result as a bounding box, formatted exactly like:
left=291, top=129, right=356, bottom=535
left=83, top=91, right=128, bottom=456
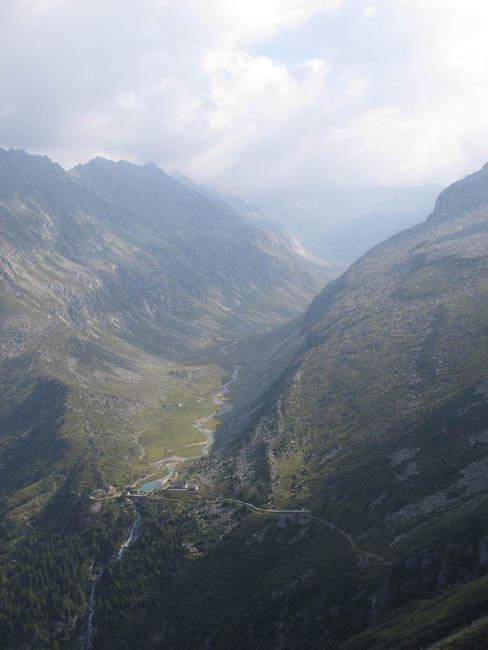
left=172, top=172, right=440, bottom=266
left=2, top=148, right=488, bottom=650
left=250, top=184, right=441, bottom=264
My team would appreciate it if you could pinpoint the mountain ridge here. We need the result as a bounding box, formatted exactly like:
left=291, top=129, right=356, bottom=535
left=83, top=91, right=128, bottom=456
left=0, top=147, right=332, bottom=358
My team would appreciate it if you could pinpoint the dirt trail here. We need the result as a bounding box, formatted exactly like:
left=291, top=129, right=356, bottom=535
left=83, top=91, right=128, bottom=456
left=224, top=498, right=391, bottom=566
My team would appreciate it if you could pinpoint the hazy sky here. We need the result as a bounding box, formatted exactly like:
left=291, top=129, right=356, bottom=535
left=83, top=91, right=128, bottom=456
left=1, top=0, right=487, bottom=194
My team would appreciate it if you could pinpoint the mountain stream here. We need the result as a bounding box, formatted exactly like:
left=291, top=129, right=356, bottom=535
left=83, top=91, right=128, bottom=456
left=76, top=511, right=141, bottom=650
left=140, top=365, right=239, bottom=492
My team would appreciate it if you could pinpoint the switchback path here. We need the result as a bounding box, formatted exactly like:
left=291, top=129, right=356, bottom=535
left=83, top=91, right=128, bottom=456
left=223, top=498, right=391, bottom=566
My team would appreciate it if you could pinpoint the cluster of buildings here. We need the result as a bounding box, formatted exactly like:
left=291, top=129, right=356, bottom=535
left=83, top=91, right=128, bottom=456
left=125, top=480, right=200, bottom=497
left=167, top=480, right=199, bottom=492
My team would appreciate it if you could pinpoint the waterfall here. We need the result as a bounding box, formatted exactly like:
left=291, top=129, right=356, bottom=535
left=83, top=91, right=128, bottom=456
left=76, top=508, right=141, bottom=649
left=116, top=510, right=142, bottom=561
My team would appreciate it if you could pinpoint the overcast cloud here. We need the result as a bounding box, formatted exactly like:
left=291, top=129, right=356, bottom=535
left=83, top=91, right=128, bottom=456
left=1, top=0, right=488, bottom=194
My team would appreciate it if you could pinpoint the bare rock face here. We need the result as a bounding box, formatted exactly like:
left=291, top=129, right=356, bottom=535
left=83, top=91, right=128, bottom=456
left=428, top=162, right=488, bottom=223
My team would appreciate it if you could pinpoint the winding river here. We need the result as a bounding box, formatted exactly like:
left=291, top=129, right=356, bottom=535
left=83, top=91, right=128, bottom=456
left=140, top=365, right=239, bottom=492
left=76, top=365, right=239, bottom=648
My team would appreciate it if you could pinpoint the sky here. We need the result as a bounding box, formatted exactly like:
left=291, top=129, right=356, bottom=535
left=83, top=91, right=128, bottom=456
left=1, top=0, right=488, bottom=195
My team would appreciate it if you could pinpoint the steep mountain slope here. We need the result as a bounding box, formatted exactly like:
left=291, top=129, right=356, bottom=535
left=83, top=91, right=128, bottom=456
left=170, top=169, right=345, bottom=275
left=213, top=162, right=488, bottom=646
left=0, top=148, right=329, bottom=358
left=227, top=163, right=488, bottom=512
left=72, top=157, right=333, bottom=336
left=0, top=148, right=333, bottom=649
left=92, top=163, right=488, bottom=650
left=0, top=147, right=332, bottom=489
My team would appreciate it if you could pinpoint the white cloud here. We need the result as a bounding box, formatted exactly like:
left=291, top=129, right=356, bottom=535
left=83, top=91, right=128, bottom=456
left=23, top=0, right=68, bottom=14
left=0, top=101, right=15, bottom=119
left=363, top=6, right=377, bottom=18
left=186, top=50, right=330, bottom=182
left=196, top=0, right=342, bottom=46
left=1, top=0, right=488, bottom=194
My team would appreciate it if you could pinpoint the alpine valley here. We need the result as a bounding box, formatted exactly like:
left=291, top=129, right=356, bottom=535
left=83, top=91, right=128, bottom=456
left=2, top=148, right=488, bottom=650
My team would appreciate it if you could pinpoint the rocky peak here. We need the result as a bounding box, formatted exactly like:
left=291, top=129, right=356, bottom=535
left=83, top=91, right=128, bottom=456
left=428, top=162, right=488, bottom=223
